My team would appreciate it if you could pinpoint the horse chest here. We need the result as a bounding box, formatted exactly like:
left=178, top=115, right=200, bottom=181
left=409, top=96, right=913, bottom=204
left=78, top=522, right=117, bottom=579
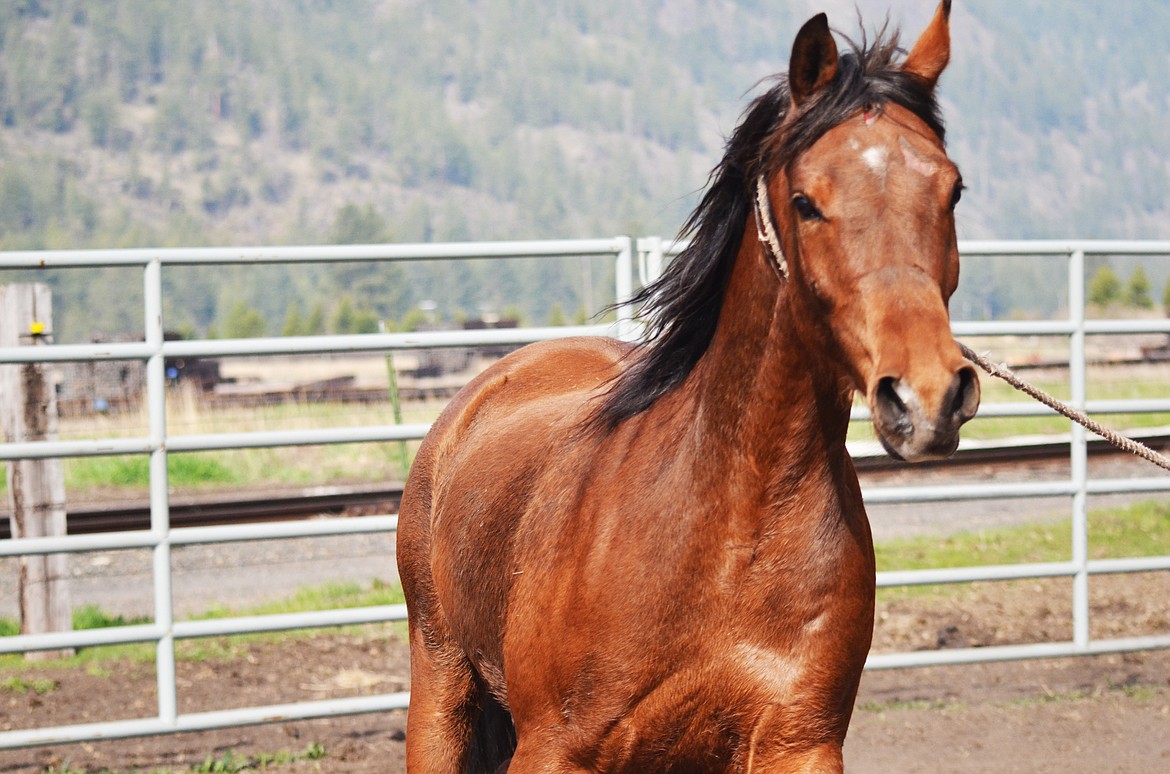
left=546, top=639, right=859, bottom=771
left=502, top=498, right=874, bottom=765
left=506, top=553, right=871, bottom=767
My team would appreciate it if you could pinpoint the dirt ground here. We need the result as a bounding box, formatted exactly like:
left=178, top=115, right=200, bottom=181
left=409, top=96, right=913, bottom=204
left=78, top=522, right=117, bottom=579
left=2, top=572, right=1169, bottom=774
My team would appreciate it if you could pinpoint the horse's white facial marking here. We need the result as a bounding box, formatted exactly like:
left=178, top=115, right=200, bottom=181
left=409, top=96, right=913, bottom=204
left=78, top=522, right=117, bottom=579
left=899, top=135, right=938, bottom=178
left=861, top=145, right=888, bottom=176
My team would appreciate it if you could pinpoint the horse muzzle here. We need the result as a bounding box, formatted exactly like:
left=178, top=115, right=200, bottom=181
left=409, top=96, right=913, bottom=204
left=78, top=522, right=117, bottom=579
left=870, top=364, right=980, bottom=462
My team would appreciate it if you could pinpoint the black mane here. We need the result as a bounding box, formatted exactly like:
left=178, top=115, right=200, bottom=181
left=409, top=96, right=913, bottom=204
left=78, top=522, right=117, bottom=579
left=589, top=27, right=945, bottom=430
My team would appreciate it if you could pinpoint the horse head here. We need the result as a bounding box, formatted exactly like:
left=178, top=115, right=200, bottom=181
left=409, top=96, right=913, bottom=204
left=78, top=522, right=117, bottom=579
left=764, top=1, right=979, bottom=461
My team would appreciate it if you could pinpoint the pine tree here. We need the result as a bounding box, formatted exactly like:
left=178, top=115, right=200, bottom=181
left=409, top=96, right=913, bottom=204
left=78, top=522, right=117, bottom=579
left=1087, top=266, right=1121, bottom=307
left=1126, top=266, right=1153, bottom=309
left=304, top=303, right=326, bottom=335
left=222, top=300, right=268, bottom=338
left=281, top=301, right=304, bottom=336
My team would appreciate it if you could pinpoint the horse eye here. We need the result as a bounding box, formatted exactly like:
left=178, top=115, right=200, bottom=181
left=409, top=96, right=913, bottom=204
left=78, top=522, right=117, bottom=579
left=792, top=194, right=823, bottom=222
left=949, top=182, right=964, bottom=210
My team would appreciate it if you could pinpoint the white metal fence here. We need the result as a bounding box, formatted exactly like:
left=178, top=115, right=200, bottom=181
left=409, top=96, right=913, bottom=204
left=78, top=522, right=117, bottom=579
left=1, top=238, right=1169, bottom=748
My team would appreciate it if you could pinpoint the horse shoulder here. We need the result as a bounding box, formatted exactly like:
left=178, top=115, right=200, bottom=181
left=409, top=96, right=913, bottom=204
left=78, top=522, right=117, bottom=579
left=403, top=336, right=631, bottom=699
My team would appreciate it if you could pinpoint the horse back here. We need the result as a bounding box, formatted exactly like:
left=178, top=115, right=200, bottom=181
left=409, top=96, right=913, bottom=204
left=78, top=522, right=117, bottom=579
left=397, top=336, right=630, bottom=697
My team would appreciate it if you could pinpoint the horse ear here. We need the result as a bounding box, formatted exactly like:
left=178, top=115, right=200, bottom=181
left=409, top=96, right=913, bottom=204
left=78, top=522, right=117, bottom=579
left=788, top=13, right=838, bottom=107
left=903, top=0, right=952, bottom=89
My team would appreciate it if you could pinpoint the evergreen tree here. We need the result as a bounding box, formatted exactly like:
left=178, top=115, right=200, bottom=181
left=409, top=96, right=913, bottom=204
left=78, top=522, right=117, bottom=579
left=328, top=204, right=407, bottom=323
left=330, top=295, right=356, bottom=334
left=330, top=297, right=379, bottom=334
left=304, top=302, right=326, bottom=335
left=222, top=300, right=267, bottom=338
left=398, top=306, right=432, bottom=332
left=330, top=204, right=390, bottom=245
left=281, top=301, right=304, bottom=336
left=1126, top=266, right=1153, bottom=309
left=1087, top=266, right=1121, bottom=307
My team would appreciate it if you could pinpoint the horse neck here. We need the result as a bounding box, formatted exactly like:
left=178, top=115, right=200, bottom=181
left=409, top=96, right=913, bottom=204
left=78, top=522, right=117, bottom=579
left=686, top=235, right=854, bottom=490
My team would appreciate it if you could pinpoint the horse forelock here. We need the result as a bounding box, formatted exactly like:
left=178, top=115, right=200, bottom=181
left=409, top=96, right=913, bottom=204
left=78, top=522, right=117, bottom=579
left=587, top=22, right=945, bottom=433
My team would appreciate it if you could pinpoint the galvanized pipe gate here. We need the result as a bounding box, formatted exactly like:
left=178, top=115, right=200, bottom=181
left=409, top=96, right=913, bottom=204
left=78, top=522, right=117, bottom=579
left=1, top=238, right=1169, bottom=748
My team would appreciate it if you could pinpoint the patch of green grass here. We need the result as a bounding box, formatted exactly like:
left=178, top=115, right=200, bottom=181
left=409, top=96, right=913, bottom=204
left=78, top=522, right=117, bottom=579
left=874, top=499, right=1170, bottom=604
left=876, top=499, right=1170, bottom=577
left=37, top=742, right=328, bottom=773
left=999, top=679, right=1166, bottom=709
left=0, top=579, right=405, bottom=672
left=1, top=674, right=59, bottom=694
left=1114, top=683, right=1161, bottom=702
left=66, top=453, right=242, bottom=490
left=58, top=441, right=415, bottom=500
left=861, top=681, right=1167, bottom=715
left=188, top=579, right=404, bottom=626
left=1088, top=499, right=1170, bottom=558
left=0, top=607, right=157, bottom=670
left=857, top=697, right=956, bottom=713
left=876, top=522, right=1066, bottom=574
left=72, top=604, right=150, bottom=631
left=54, top=397, right=429, bottom=499
left=191, top=749, right=253, bottom=773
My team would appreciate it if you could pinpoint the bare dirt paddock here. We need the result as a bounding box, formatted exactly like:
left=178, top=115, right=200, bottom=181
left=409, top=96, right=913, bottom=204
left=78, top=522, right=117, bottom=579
left=3, top=572, right=1169, bottom=773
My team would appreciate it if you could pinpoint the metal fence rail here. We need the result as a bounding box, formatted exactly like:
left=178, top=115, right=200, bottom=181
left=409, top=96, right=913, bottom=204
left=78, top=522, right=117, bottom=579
left=2, top=238, right=1170, bottom=749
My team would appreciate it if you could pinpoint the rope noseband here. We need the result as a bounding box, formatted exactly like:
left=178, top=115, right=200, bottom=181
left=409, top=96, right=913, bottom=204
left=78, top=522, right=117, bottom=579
left=754, top=175, right=789, bottom=281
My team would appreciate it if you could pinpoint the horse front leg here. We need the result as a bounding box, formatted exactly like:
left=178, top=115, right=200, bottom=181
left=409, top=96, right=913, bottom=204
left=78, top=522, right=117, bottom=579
left=404, top=623, right=481, bottom=773
left=742, top=703, right=847, bottom=774
left=503, top=741, right=592, bottom=774
left=748, top=742, right=845, bottom=774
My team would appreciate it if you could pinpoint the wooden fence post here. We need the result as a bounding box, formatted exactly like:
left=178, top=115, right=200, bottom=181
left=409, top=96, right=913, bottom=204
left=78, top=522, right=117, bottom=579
left=0, top=283, right=73, bottom=659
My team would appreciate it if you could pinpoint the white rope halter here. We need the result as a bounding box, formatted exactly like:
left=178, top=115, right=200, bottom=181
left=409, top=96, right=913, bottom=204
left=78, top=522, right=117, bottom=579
left=753, top=175, right=789, bottom=281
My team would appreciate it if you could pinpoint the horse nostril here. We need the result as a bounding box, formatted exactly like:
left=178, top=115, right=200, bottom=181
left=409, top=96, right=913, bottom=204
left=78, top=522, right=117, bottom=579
left=875, top=376, right=913, bottom=437
left=948, top=366, right=980, bottom=423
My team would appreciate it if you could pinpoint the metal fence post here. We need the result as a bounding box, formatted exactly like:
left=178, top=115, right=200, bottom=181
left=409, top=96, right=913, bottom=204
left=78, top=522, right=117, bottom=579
left=1068, top=248, right=1090, bottom=649
left=143, top=257, right=177, bottom=723
left=615, top=236, right=636, bottom=341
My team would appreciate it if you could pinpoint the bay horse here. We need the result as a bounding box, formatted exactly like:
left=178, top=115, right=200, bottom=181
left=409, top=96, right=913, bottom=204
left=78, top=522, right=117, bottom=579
left=397, top=2, right=978, bottom=770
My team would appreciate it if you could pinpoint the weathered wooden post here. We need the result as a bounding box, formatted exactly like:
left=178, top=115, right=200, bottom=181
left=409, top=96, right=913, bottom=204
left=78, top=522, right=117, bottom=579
left=0, top=283, right=73, bottom=659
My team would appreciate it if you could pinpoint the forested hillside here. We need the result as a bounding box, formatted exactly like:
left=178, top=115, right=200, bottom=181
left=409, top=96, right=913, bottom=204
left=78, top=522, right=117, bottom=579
left=1, top=1, right=1168, bottom=340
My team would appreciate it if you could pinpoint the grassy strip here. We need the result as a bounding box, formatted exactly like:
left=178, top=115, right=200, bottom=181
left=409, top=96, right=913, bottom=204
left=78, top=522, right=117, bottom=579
left=0, top=580, right=405, bottom=671
left=40, top=742, right=327, bottom=773
left=857, top=681, right=1169, bottom=714
left=873, top=498, right=1170, bottom=603
left=876, top=498, right=1170, bottom=573
left=65, top=454, right=242, bottom=490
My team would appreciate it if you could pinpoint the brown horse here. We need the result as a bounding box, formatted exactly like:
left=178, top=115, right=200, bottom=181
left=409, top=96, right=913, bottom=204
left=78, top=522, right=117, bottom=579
left=397, top=3, right=978, bottom=771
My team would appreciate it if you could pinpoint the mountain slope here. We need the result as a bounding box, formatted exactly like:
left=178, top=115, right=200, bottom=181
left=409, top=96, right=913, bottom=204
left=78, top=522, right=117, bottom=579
left=1, top=1, right=1167, bottom=337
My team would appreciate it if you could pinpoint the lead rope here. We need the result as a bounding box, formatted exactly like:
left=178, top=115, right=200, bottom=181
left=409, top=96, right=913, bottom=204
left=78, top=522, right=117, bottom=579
left=957, top=341, right=1170, bottom=473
